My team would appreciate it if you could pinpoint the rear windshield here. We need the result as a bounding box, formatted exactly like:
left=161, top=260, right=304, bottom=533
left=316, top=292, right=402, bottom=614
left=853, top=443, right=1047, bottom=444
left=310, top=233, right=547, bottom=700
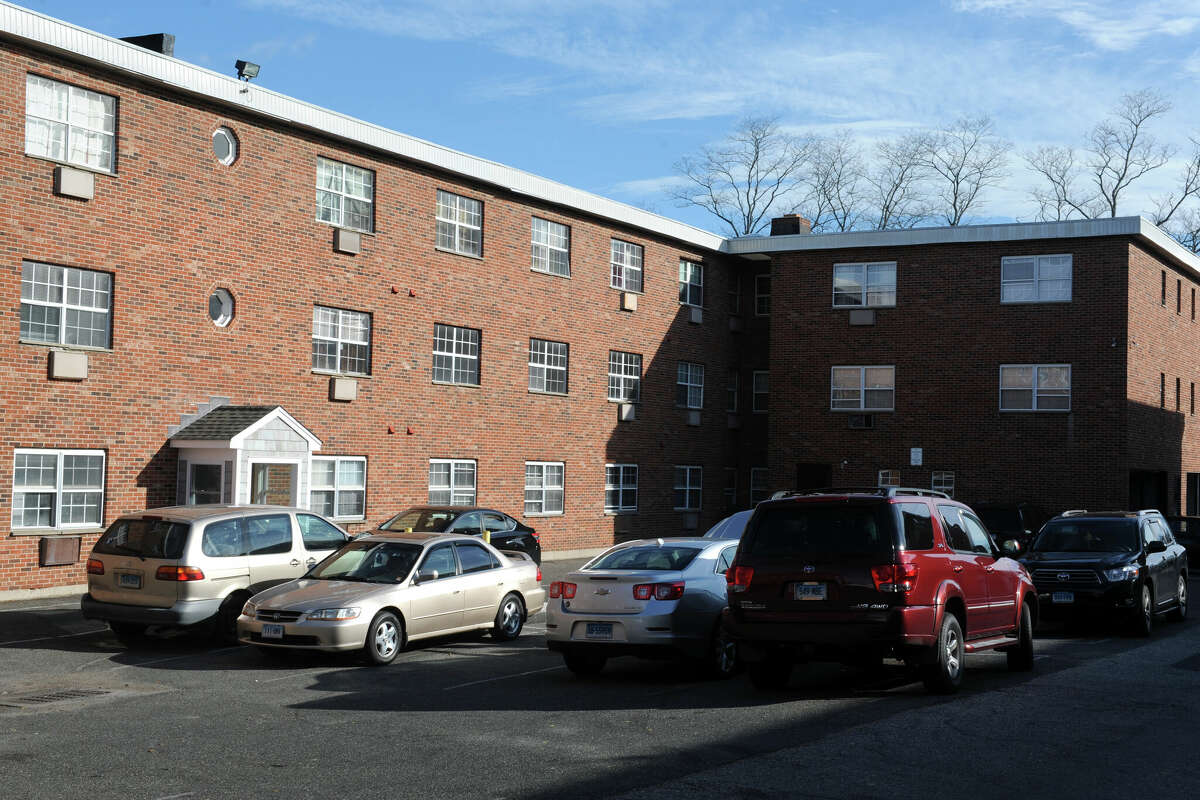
left=379, top=509, right=459, bottom=532
left=93, top=518, right=190, bottom=560
left=1032, top=519, right=1138, bottom=553
left=977, top=508, right=1021, bottom=534
left=310, top=541, right=423, bottom=583
left=588, top=545, right=701, bottom=571
left=743, top=504, right=896, bottom=558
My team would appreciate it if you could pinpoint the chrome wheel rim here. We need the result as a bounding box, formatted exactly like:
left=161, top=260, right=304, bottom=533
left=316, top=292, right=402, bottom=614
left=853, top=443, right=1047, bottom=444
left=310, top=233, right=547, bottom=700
left=1143, top=586, right=1152, bottom=625
left=374, top=620, right=398, bottom=658
left=501, top=599, right=521, bottom=635
left=1179, top=577, right=1187, bottom=615
left=944, top=626, right=961, bottom=678
left=715, top=637, right=737, bottom=674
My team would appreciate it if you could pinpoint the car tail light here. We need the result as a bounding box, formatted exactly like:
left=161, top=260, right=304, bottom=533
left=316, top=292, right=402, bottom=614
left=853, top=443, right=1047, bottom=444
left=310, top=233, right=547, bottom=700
left=871, top=563, right=918, bottom=593
left=727, top=566, right=754, bottom=593
left=530, top=531, right=540, bottom=540
left=86, top=558, right=104, bottom=575
left=156, top=565, right=205, bottom=581
left=632, top=581, right=685, bottom=601
left=549, top=581, right=577, bottom=599
left=536, top=567, right=542, bottom=582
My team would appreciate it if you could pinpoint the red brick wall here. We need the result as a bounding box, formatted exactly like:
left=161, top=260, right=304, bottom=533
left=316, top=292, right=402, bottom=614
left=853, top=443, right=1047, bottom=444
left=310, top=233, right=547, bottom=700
left=0, top=41, right=747, bottom=591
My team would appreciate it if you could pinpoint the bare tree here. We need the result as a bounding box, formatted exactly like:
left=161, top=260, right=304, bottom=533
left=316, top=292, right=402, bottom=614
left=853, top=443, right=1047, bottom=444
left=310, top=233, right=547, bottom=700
left=1025, top=146, right=1097, bottom=221
left=918, top=115, right=1010, bottom=226
left=1164, top=208, right=1200, bottom=252
left=671, top=116, right=814, bottom=237
left=799, top=130, right=867, bottom=232
left=868, top=133, right=932, bottom=230
left=1089, top=89, right=1173, bottom=218
left=1150, top=137, right=1200, bottom=227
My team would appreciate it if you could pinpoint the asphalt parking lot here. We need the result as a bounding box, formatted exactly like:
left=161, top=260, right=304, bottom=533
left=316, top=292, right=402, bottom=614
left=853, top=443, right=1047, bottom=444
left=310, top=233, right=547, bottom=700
left=1, top=563, right=1199, bottom=800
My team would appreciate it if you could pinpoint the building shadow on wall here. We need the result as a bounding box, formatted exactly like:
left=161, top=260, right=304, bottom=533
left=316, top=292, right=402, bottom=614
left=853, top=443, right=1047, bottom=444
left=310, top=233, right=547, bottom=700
left=134, top=442, right=178, bottom=509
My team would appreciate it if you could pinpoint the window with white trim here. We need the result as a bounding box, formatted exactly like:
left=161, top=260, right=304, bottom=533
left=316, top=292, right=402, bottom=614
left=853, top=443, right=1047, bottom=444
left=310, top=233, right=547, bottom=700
left=676, top=362, right=704, bottom=409
left=831, top=366, right=894, bottom=411
left=727, top=370, right=739, bottom=413
left=429, top=459, right=476, bottom=506
left=605, top=463, right=638, bottom=513
left=310, top=457, right=366, bottom=519
left=833, top=262, right=896, bottom=307
left=878, top=470, right=899, bottom=488
left=531, top=217, right=570, bottom=276
left=723, top=467, right=737, bottom=510
left=755, top=274, right=770, bottom=316
left=932, top=471, right=955, bottom=497
left=750, top=467, right=769, bottom=504
left=20, top=261, right=111, bottom=348
left=315, top=157, right=374, bottom=233
left=529, top=339, right=568, bottom=394
left=1000, top=364, right=1071, bottom=411
left=312, top=306, right=371, bottom=376
left=12, top=449, right=105, bottom=529
left=525, top=461, right=564, bottom=515
left=433, top=324, right=480, bottom=385
left=674, top=465, right=702, bottom=511
left=608, top=351, right=641, bottom=402
left=1001, top=254, right=1071, bottom=303
left=25, top=75, right=116, bottom=172
left=679, top=259, right=703, bottom=307
left=610, top=239, right=644, bottom=292
left=436, top=190, right=482, bottom=257
left=752, top=371, right=769, bottom=413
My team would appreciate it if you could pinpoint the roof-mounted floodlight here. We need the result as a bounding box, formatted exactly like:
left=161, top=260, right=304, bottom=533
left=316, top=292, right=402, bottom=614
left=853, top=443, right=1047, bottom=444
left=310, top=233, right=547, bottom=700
left=234, top=60, right=260, bottom=81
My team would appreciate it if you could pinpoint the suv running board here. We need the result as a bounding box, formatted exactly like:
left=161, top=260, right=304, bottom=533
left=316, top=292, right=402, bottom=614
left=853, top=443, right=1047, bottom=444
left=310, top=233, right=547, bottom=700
left=964, top=634, right=1018, bottom=653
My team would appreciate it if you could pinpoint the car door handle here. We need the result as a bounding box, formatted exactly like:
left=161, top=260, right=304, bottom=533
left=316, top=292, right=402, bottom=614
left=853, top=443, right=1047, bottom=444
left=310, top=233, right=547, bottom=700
left=453, top=590, right=461, bottom=594
left=305, top=558, right=317, bottom=566
left=985, top=566, right=995, bottom=573
left=953, top=565, right=964, bottom=573
left=290, top=559, right=301, bottom=567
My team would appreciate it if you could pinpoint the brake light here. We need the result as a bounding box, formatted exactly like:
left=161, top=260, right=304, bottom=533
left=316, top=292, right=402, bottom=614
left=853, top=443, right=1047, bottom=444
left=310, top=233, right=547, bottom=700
left=631, top=581, right=685, bottom=601
left=86, top=558, right=104, bottom=575
left=549, top=581, right=577, bottom=599
left=871, top=563, right=918, bottom=593
left=536, top=567, right=542, bottom=582
left=156, top=565, right=205, bottom=581
left=727, top=566, right=754, bottom=593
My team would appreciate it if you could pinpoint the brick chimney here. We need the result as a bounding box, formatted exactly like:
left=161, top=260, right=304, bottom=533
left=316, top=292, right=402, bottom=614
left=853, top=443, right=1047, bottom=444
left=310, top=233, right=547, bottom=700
left=770, top=214, right=812, bottom=236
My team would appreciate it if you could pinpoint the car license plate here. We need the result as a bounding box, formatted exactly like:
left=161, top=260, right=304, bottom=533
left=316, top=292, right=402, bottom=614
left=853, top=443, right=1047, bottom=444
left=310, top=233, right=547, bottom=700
left=262, top=623, right=284, bottom=639
left=795, top=582, right=827, bottom=601
left=585, top=622, right=613, bottom=640
left=1052, top=591, right=1074, bottom=604
left=117, top=573, right=141, bottom=589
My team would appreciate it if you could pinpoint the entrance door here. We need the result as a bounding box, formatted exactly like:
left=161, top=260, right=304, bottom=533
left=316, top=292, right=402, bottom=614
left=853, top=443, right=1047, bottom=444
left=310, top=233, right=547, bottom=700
left=796, top=463, right=833, bottom=492
left=251, top=463, right=297, bottom=506
left=190, top=464, right=222, bottom=504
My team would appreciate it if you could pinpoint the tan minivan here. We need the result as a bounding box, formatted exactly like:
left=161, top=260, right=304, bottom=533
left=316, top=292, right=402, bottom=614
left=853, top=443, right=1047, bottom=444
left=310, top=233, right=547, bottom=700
left=81, top=505, right=349, bottom=644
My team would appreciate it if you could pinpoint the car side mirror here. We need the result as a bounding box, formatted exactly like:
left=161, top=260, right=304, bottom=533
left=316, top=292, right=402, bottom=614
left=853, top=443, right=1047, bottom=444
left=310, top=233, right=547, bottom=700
left=413, top=568, right=438, bottom=585
left=1001, top=539, right=1022, bottom=556
left=1147, top=540, right=1167, bottom=554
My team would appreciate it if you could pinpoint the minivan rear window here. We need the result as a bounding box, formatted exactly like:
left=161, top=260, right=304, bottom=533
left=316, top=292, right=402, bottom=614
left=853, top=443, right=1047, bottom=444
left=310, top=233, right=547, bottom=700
left=743, top=504, right=895, bottom=557
left=94, top=518, right=190, bottom=560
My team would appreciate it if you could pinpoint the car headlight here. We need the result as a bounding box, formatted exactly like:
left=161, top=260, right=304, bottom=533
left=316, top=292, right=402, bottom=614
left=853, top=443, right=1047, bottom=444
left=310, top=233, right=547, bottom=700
left=241, top=600, right=257, bottom=618
left=306, top=607, right=361, bottom=621
left=1103, top=565, right=1140, bottom=582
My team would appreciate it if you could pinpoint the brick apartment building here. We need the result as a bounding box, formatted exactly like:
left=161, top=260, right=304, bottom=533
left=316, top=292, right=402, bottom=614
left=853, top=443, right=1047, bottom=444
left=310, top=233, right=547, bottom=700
left=0, top=3, right=1195, bottom=597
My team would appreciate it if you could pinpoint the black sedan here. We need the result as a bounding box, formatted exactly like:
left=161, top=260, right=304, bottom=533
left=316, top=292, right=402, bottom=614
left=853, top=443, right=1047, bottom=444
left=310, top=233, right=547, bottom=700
left=378, top=506, right=541, bottom=564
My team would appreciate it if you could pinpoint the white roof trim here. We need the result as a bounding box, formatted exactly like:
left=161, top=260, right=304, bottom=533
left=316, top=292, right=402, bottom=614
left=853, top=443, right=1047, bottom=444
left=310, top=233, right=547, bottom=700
left=230, top=407, right=321, bottom=451
left=0, top=1, right=725, bottom=253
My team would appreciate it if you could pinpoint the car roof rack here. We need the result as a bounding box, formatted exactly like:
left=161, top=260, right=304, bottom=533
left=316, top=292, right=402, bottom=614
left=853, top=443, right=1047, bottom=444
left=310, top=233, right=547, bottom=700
left=770, top=487, right=951, bottom=500
left=1058, top=509, right=1089, bottom=517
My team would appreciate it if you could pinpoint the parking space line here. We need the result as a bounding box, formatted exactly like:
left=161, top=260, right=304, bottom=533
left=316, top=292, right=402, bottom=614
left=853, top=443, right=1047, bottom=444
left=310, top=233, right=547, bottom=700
left=442, top=664, right=564, bottom=690
left=0, top=628, right=107, bottom=647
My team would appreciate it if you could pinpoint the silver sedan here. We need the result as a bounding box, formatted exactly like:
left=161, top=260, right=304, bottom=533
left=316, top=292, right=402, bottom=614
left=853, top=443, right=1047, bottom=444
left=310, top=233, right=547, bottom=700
left=545, top=537, right=740, bottom=678
left=238, top=531, right=545, bottom=665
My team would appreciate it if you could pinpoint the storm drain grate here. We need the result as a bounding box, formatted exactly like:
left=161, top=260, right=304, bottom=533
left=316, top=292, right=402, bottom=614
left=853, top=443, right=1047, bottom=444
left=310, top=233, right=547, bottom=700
left=15, top=689, right=111, bottom=705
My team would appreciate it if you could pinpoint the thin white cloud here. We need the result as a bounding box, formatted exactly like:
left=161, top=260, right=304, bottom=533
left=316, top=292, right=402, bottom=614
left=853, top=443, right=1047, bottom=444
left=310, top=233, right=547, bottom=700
left=611, top=175, right=690, bottom=196
left=247, top=32, right=317, bottom=59
left=955, top=1, right=1200, bottom=51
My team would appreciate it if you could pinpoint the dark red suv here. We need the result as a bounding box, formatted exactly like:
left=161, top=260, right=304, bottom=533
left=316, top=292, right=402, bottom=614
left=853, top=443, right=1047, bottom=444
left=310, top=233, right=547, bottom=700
left=722, top=488, right=1037, bottom=693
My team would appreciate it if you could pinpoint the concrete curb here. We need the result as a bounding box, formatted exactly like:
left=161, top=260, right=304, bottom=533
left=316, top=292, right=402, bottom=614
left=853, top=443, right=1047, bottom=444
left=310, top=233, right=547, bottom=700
left=0, top=583, right=87, bottom=604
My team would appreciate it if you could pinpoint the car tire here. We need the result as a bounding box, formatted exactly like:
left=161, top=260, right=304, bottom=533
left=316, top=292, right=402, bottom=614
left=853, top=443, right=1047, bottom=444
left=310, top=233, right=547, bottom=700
left=492, top=593, right=525, bottom=641
left=748, top=656, right=791, bottom=690
left=1169, top=574, right=1188, bottom=622
left=362, top=611, right=404, bottom=666
left=702, top=625, right=739, bottom=680
left=921, top=612, right=964, bottom=694
left=1131, top=583, right=1154, bottom=638
left=109, top=621, right=147, bottom=647
left=213, top=592, right=248, bottom=645
left=1006, top=604, right=1034, bottom=672
left=563, top=648, right=607, bottom=676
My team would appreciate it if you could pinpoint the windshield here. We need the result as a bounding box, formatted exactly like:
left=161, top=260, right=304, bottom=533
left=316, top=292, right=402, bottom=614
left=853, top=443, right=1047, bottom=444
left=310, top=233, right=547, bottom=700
left=587, top=545, right=701, bottom=571
left=1031, top=519, right=1138, bottom=553
left=977, top=508, right=1022, bottom=534
left=743, top=504, right=895, bottom=558
left=379, top=509, right=459, bottom=532
left=309, top=541, right=423, bottom=583
left=93, top=518, right=190, bottom=559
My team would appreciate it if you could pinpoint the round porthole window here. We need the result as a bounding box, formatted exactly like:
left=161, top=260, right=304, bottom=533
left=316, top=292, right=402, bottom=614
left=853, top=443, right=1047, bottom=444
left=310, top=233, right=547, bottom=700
left=208, top=288, right=234, bottom=327
left=212, top=127, right=238, bottom=165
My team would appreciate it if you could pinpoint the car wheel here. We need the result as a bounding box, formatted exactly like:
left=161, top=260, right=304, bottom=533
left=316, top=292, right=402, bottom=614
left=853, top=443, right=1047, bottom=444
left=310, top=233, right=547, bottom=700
left=109, top=621, right=147, bottom=647
left=921, top=613, right=964, bottom=694
left=1006, top=604, right=1034, bottom=672
left=213, top=592, right=248, bottom=645
left=1169, top=574, right=1188, bottom=622
left=1131, top=583, right=1153, bottom=638
left=563, top=648, right=607, bottom=676
left=748, top=656, right=791, bottom=690
left=703, top=626, right=739, bottom=680
left=362, top=611, right=403, bottom=666
left=492, top=593, right=524, bottom=641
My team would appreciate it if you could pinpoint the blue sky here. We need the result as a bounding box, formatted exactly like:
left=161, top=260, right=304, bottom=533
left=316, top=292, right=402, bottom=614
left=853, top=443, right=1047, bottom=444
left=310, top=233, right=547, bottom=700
left=19, top=0, right=1200, bottom=233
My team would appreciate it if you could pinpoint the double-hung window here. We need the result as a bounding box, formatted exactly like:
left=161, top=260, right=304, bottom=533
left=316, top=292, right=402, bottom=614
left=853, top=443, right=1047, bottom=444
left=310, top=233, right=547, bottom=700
left=1000, top=364, right=1071, bottom=411
left=12, top=449, right=105, bottom=529
left=676, top=362, right=704, bottom=409
left=1001, top=255, right=1072, bottom=303
left=525, top=462, right=564, bottom=515
left=310, top=457, right=366, bottom=520
left=932, top=471, right=955, bottom=497
left=833, top=262, right=896, bottom=307
left=529, top=339, right=568, bottom=394
left=20, top=261, right=111, bottom=348
left=531, top=217, right=570, bottom=276
left=831, top=366, right=894, bottom=411
left=674, top=466, right=702, bottom=511
left=25, top=75, right=116, bottom=172
left=750, top=467, right=769, bottom=504
left=610, top=240, right=644, bottom=292
left=752, top=371, right=769, bottom=413
left=436, top=190, right=483, bottom=257
left=679, top=259, right=703, bottom=307
left=315, top=157, right=374, bottom=233
left=608, top=351, right=641, bottom=402
left=723, top=467, right=737, bottom=510
left=429, top=459, right=476, bottom=505
left=605, top=464, right=638, bottom=513
left=312, top=306, right=371, bottom=375
left=755, top=274, right=771, bottom=316
left=433, top=324, right=480, bottom=385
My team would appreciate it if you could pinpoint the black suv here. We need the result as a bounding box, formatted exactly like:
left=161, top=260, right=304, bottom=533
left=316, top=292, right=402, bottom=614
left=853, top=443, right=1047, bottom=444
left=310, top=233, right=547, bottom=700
left=1020, top=509, right=1188, bottom=635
